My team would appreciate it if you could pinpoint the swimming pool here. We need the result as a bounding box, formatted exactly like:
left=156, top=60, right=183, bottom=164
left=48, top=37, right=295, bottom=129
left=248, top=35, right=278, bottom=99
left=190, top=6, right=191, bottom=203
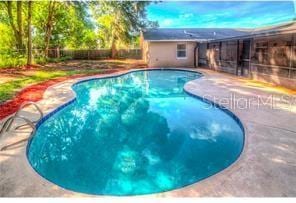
left=27, top=69, right=244, bottom=196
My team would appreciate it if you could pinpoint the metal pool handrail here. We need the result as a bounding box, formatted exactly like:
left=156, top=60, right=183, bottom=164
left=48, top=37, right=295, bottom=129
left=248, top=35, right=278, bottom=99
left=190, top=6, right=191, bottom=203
left=17, top=101, right=43, bottom=122
left=0, top=115, right=36, bottom=139
left=0, top=101, right=43, bottom=138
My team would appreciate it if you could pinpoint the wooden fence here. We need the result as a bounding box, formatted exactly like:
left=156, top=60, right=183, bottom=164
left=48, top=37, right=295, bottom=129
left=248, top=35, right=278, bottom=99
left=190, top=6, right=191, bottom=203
left=47, top=48, right=142, bottom=60
left=1, top=48, right=142, bottom=60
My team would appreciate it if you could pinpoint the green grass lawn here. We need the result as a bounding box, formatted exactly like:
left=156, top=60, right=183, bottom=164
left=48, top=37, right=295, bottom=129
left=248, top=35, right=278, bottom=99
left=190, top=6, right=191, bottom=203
left=0, top=68, right=113, bottom=103
left=0, top=59, right=146, bottom=103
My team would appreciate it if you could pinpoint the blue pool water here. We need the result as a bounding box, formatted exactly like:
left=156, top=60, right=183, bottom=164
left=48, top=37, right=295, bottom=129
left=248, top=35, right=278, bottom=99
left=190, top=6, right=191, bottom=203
left=28, top=70, right=244, bottom=195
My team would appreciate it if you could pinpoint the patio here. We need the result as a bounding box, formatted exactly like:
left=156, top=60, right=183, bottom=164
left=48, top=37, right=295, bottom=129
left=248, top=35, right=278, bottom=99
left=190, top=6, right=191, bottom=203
left=0, top=68, right=295, bottom=197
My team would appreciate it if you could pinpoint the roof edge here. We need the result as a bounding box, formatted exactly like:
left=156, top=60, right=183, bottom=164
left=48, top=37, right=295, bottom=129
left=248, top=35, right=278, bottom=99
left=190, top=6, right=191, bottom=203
left=146, top=39, right=205, bottom=42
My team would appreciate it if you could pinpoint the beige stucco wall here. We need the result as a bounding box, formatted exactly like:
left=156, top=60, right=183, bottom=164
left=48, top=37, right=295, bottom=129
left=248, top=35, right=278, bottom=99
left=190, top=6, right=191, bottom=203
left=143, top=41, right=196, bottom=67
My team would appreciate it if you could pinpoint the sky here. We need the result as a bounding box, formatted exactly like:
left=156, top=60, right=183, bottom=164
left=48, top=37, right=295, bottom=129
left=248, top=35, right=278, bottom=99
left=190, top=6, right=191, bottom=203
left=147, top=1, right=296, bottom=28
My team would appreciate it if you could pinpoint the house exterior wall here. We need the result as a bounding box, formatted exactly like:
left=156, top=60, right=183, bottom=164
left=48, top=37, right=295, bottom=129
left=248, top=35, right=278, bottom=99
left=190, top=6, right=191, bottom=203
left=143, top=41, right=196, bottom=67
left=199, top=33, right=296, bottom=89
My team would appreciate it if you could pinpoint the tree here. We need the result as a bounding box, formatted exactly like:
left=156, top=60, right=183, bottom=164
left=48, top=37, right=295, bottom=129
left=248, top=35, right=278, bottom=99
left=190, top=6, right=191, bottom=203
left=0, top=16, right=14, bottom=50
left=27, top=1, right=32, bottom=65
left=33, top=1, right=96, bottom=54
left=0, top=1, right=155, bottom=67
left=4, top=1, right=25, bottom=51
left=92, top=1, right=157, bottom=58
left=44, top=0, right=57, bottom=57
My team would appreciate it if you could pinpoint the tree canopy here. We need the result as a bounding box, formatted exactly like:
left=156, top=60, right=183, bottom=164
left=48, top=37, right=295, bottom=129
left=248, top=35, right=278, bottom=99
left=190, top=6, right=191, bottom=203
left=0, top=0, right=157, bottom=67
left=92, top=1, right=157, bottom=57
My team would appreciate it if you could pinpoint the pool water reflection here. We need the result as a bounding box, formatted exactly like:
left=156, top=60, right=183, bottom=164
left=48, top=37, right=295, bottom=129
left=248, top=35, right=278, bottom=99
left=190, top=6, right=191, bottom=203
left=28, top=70, right=244, bottom=195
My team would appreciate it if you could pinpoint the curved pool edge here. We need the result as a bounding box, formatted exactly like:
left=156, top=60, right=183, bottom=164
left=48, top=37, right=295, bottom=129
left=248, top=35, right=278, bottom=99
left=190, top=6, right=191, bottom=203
left=175, top=82, right=247, bottom=194
left=24, top=67, right=246, bottom=197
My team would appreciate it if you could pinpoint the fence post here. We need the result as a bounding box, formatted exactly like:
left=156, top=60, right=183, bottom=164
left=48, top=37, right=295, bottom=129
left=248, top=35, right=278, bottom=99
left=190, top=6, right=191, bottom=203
left=56, top=47, right=60, bottom=58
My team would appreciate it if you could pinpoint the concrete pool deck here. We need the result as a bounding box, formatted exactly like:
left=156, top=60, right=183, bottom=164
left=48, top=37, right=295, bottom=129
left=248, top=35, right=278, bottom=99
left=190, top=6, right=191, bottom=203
left=0, top=68, right=295, bottom=197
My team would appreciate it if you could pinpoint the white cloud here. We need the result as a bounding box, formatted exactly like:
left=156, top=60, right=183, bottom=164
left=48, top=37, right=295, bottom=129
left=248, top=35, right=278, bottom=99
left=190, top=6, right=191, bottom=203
left=189, top=121, right=233, bottom=142
left=162, top=19, right=173, bottom=26
left=179, top=13, right=194, bottom=19
left=186, top=13, right=194, bottom=18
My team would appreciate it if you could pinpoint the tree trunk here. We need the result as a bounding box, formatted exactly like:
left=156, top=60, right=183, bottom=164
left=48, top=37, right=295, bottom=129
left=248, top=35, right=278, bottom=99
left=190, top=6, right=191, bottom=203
left=17, top=1, right=24, bottom=52
left=27, top=1, right=33, bottom=66
left=44, top=1, right=56, bottom=57
left=6, top=1, right=23, bottom=51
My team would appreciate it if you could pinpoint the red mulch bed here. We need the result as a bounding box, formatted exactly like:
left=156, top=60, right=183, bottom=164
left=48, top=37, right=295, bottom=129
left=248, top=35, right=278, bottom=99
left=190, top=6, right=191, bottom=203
left=0, top=69, right=118, bottom=120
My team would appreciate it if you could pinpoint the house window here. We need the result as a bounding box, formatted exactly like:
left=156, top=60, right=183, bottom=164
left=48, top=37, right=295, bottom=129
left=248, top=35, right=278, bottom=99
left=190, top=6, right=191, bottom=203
left=177, top=43, right=187, bottom=59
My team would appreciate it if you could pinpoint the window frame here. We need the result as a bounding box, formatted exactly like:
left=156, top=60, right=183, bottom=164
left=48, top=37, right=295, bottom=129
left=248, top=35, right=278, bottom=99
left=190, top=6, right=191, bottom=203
left=176, top=43, right=187, bottom=59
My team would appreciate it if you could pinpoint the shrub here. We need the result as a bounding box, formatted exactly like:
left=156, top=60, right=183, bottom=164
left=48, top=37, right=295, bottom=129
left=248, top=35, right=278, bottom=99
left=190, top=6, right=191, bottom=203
left=0, top=51, right=26, bottom=68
